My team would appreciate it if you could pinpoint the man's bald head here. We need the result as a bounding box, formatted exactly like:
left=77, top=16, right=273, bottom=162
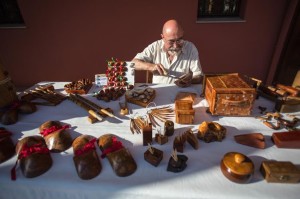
left=162, top=19, right=184, bottom=38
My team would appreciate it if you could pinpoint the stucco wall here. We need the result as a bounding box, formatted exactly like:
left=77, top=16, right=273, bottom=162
left=0, top=0, right=290, bottom=87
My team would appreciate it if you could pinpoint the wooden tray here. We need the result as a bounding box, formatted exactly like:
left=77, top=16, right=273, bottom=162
left=125, top=88, right=156, bottom=107
left=64, top=84, right=92, bottom=94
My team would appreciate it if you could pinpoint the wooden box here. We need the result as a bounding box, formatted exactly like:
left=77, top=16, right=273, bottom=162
left=272, top=130, right=300, bottom=149
left=204, top=74, right=256, bottom=116
left=175, top=92, right=195, bottom=124
left=275, top=96, right=300, bottom=113
left=260, top=161, right=300, bottom=183
left=175, top=109, right=195, bottom=124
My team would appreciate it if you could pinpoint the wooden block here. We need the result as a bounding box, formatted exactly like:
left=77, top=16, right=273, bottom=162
left=272, top=130, right=300, bottom=149
left=260, top=161, right=300, bottom=183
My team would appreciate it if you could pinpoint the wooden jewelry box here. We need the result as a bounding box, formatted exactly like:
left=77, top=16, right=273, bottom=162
left=260, top=161, right=300, bottom=183
left=175, top=92, right=196, bottom=124
left=204, top=73, right=256, bottom=116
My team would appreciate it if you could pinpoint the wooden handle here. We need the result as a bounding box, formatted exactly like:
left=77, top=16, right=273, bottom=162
left=221, top=99, right=249, bottom=106
left=100, top=109, right=114, bottom=118
left=88, top=110, right=103, bottom=121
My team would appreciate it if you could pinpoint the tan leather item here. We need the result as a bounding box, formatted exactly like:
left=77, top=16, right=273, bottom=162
left=98, top=134, right=137, bottom=177
left=14, top=135, right=52, bottom=179
left=72, top=135, right=102, bottom=180
left=272, top=130, right=300, bottom=149
left=39, top=121, right=73, bottom=152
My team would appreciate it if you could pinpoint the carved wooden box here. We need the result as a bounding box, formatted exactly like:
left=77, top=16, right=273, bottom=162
left=205, top=74, right=256, bottom=116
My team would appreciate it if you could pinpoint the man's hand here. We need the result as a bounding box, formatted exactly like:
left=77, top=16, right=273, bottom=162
left=132, top=59, right=167, bottom=76
left=151, top=64, right=168, bottom=76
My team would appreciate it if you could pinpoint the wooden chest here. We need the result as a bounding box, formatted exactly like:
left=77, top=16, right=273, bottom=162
left=260, top=161, right=300, bottom=183
left=204, top=74, right=256, bottom=116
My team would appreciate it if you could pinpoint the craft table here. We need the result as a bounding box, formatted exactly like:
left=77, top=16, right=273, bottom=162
left=0, top=82, right=299, bottom=199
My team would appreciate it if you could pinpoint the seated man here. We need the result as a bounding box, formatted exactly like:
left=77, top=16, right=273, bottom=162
left=132, top=19, right=203, bottom=84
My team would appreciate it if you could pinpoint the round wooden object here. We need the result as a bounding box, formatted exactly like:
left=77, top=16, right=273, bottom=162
left=220, top=152, right=254, bottom=183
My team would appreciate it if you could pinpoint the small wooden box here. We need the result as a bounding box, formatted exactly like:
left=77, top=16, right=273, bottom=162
left=272, top=131, right=300, bottom=149
left=154, top=134, right=168, bottom=145
left=260, top=161, right=300, bottom=183
left=175, top=109, right=195, bottom=124
left=175, top=92, right=195, bottom=124
left=205, top=73, right=256, bottom=116
left=275, top=97, right=300, bottom=113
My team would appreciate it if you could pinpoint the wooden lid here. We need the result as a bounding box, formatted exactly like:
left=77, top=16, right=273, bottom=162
left=222, top=152, right=254, bottom=175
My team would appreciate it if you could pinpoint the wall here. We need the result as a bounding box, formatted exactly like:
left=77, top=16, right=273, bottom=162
left=0, top=0, right=291, bottom=88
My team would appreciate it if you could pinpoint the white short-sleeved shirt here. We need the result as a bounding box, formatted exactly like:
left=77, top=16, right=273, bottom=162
left=134, top=39, right=202, bottom=84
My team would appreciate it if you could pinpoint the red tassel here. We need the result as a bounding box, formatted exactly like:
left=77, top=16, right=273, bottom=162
left=74, top=138, right=96, bottom=156
left=10, top=160, right=18, bottom=181
left=101, top=137, right=123, bottom=158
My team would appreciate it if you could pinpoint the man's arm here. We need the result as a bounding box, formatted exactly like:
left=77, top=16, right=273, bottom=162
left=132, top=58, right=165, bottom=75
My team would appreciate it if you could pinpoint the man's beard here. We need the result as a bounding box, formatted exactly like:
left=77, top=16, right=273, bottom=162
left=168, top=47, right=181, bottom=56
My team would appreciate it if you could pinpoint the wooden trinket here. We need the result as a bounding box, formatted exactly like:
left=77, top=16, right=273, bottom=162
left=220, top=152, right=254, bottom=184
left=173, top=134, right=186, bottom=153
left=175, top=92, right=195, bottom=124
left=39, top=121, right=73, bottom=152
left=98, top=134, right=137, bottom=177
left=144, top=144, right=163, bottom=167
left=164, top=120, right=174, bottom=136
left=167, top=149, right=188, bottom=173
left=204, top=73, right=256, bottom=116
left=125, top=87, right=156, bottom=107
left=73, top=135, right=102, bottom=180
left=272, top=130, right=300, bottom=149
left=21, top=84, right=66, bottom=106
left=275, top=96, right=300, bottom=113
left=234, top=133, right=265, bottom=149
left=155, top=133, right=168, bottom=145
left=198, top=121, right=226, bottom=143
left=142, top=123, right=152, bottom=146
left=148, top=107, right=174, bottom=129
left=260, top=161, right=300, bottom=183
left=64, top=78, right=93, bottom=94
left=13, top=136, right=53, bottom=180
left=184, top=129, right=199, bottom=150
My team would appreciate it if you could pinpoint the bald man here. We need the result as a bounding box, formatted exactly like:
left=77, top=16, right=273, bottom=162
left=132, top=19, right=203, bottom=84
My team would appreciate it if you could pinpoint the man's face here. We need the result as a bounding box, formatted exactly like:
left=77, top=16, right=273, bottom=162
left=162, top=33, right=184, bottom=55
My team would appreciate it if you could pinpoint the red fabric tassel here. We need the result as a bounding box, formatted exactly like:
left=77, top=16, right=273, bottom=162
left=40, top=124, right=70, bottom=137
left=101, top=137, right=124, bottom=158
left=11, top=143, right=50, bottom=181
left=74, top=138, right=96, bottom=156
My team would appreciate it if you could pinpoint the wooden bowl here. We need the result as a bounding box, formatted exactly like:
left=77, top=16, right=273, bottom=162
left=220, top=152, right=254, bottom=183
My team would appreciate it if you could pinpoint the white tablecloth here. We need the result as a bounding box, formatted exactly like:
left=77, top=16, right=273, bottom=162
left=1, top=82, right=299, bottom=199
